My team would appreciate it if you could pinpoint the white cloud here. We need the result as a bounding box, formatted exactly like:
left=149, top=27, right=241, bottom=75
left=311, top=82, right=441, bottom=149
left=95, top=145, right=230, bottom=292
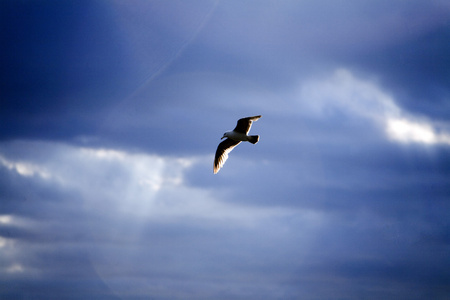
left=0, top=215, right=12, bottom=225
left=0, top=155, right=51, bottom=179
left=0, top=237, right=6, bottom=248
left=387, top=118, right=435, bottom=144
left=6, top=263, right=24, bottom=274
left=299, top=69, right=450, bottom=146
left=0, top=141, right=293, bottom=225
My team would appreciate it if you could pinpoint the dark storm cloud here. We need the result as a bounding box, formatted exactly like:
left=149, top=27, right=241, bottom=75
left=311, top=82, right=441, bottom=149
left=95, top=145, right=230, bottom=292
left=0, top=0, right=217, bottom=144
left=1, top=1, right=129, bottom=141
left=1, top=0, right=450, bottom=299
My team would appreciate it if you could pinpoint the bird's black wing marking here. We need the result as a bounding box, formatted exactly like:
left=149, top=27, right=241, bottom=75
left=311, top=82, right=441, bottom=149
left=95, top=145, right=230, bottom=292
left=233, top=115, right=262, bottom=134
left=214, top=138, right=241, bottom=174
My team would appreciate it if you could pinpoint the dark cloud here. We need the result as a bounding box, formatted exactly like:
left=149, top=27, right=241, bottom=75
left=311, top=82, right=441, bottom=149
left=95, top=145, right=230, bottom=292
left=1, top=1, right=450, bottom=299
left=346, top=26, right=450, bottom=120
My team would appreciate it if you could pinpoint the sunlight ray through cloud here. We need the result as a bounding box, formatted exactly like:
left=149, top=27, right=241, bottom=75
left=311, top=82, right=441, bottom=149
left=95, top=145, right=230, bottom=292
left=0, top=141, right=294, bottom=225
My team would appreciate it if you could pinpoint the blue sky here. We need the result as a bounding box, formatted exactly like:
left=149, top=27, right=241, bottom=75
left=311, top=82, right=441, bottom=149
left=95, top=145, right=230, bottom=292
left=1, top=1, right=450, bottom=299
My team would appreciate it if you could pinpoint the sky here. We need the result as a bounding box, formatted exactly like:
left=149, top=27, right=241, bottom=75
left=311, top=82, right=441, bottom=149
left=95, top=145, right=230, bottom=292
left=1, top=0, right=450, bottom=299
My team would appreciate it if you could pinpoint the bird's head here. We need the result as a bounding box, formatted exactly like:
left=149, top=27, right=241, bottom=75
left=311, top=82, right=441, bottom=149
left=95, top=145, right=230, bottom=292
left=221, top=132, right=228, bottom=140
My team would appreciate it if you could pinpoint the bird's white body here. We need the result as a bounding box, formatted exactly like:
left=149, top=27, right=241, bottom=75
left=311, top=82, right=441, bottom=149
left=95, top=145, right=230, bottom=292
left=223, top=131, right=251, bottom=142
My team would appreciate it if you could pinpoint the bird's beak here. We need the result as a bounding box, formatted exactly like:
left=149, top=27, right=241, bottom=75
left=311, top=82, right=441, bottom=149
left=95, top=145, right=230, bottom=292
left=221, top=136, right=225, bottom=140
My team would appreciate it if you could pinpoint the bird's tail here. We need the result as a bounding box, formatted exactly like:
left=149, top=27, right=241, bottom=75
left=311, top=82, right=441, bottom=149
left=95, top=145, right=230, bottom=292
left=248, top=135, right=259, bottom=144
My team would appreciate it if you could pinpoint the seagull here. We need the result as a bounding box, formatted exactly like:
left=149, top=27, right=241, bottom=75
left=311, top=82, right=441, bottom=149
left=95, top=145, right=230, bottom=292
left=214, top=115, right=262, bottom=174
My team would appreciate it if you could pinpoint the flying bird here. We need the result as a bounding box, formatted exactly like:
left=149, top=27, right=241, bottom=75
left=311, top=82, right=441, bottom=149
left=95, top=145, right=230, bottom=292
left=214, top=115, right=262, bottom=174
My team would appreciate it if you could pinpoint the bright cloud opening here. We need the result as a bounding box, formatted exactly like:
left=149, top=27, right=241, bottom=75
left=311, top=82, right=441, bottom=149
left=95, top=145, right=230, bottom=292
left=0, top=215, right=12, bottom=225
left=386, top=118, right=438, bottom=144
left=300, top=69, right=450, bottom=146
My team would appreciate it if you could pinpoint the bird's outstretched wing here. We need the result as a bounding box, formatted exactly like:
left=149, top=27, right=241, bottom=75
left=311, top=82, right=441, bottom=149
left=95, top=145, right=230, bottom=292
left=214, top=138, right=241, bottom=174
left=233, top=115, right=262, bottom=134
